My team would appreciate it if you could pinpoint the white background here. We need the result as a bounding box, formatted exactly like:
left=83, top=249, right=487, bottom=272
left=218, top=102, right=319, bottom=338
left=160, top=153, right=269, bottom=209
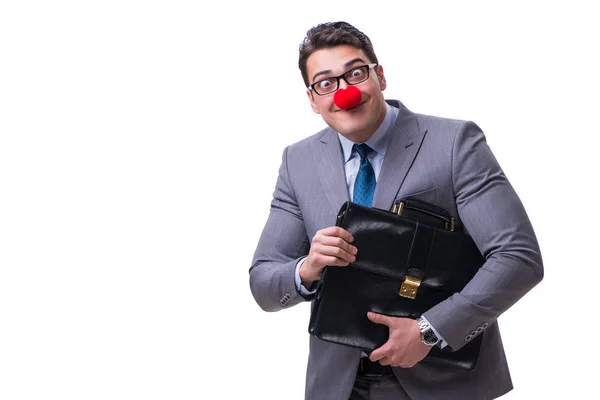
left=1, top=1, right=598, bottom=399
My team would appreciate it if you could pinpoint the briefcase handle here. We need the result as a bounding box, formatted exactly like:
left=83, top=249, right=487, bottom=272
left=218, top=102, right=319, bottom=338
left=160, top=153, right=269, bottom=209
left=391, top=198, right=455, bottom=232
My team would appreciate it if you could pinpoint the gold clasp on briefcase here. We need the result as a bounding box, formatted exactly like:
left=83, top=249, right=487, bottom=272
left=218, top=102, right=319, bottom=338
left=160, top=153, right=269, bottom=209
left=391, top=201, right=404, bottom=216
left=399, top=275, right=421, bottom=299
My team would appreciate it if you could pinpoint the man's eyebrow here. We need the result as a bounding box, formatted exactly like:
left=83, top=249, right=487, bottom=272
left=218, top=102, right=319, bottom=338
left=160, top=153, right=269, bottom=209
left=311, top=57, right=366, bottom=83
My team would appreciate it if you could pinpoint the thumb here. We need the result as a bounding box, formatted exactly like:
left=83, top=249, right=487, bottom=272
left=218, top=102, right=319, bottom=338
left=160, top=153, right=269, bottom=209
left=367, top=312, right=392, bottom=327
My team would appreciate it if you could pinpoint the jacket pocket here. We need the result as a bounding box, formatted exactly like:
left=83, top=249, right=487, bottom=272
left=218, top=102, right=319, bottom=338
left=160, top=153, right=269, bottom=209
left=398, top=186, right=437, bottom=203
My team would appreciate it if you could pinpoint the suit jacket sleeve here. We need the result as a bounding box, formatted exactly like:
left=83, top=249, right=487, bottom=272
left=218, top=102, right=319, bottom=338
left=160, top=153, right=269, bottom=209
left=422, top=121, right=544, bottom=350
left=249, top=146, right=312, bottom=312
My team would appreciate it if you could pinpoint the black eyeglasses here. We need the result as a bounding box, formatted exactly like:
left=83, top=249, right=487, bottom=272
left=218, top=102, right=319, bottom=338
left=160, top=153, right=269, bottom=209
left=309, top=63, right=378, bottom=95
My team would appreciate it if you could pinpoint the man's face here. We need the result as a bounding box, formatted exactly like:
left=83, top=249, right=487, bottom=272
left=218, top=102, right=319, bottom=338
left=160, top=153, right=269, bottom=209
left=306, top=45, right=387, bottom=142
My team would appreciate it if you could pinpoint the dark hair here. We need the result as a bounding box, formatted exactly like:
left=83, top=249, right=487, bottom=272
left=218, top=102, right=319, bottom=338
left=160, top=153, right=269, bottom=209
left=298, top=21, right=379, bottom=87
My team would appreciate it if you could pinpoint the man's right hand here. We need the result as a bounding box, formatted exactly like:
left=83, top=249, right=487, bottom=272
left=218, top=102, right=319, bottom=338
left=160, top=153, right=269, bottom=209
left=299, top=227, right=357, bottom=287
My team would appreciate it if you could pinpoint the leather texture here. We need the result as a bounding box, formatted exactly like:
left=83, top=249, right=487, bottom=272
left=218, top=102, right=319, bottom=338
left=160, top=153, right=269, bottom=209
left=308, top=201, right=484, bottom=370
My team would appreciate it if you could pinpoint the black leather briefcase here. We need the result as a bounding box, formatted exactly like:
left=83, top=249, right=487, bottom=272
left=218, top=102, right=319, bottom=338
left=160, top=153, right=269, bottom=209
left=308, top=199, right=485, bottom=371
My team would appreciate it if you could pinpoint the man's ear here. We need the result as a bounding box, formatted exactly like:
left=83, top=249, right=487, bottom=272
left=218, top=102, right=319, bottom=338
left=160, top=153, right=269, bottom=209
left=307, top=89, right=321, bottom=114
left=376, top=65, right=387, bottom=91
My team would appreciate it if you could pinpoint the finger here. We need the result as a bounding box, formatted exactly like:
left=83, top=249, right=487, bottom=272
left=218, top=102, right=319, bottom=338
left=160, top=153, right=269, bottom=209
left=318, top=226, right=354, bottom=243
left=367, top=312, right=392, bottom=327
left=324, top=256, right=352, bottom=267
left=369, top=346, right=389, bottom=362
left=378, top=357, right=391, bottom=366
left=311, top=253, right=351, bottom=268
left=316, top=243, right=356, bottom=263
left=318, top=236, right=358, bottom=257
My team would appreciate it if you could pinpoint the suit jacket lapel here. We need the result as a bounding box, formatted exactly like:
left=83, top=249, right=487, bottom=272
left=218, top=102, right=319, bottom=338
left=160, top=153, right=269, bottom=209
left=311, top=128, right=350, bottom=214
left=373, top=103, right=427, bottom=210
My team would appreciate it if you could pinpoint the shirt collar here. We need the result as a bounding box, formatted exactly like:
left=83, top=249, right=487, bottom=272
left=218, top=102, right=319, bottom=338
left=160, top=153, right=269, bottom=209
left=338, top=102, right=398, bottom=163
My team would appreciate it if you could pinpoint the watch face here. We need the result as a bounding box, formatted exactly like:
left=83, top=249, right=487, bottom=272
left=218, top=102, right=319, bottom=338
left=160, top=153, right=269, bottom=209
left=423, top=329, right=439, bottom=346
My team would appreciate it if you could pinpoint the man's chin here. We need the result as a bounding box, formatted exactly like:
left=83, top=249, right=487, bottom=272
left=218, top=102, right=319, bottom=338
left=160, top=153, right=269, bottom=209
left=329, top=117, right=363, bottom=132
left=334, top=125, right=370, bottom=141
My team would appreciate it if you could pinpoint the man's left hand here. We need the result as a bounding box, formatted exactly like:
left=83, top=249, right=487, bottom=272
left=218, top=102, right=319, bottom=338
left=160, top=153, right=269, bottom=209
left=367, top=312, right=432, bottom=368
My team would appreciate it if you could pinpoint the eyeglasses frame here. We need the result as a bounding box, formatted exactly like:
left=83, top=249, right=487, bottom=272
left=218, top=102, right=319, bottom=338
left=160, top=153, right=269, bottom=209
left=308, top=63, right=378, bottom=96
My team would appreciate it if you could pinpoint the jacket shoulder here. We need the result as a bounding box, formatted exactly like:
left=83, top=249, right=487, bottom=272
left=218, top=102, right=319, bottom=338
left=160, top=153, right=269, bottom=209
left=284, top=126, right=331, bottom=155
left=414, top=112, right=473, bottom=132
left=388, top=99, right=479, bottom=140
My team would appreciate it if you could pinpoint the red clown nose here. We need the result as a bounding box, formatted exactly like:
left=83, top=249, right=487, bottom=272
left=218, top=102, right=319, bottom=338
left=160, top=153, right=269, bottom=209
left=333, top=86, right=361, bottom=110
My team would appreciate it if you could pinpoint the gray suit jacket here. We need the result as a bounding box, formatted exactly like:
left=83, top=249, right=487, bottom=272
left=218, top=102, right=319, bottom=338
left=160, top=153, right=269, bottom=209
left=250, top=100, right=543, bottom=400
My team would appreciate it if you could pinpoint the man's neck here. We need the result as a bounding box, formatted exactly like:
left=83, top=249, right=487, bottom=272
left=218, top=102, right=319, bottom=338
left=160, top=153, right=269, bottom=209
left=340, top=104, right=388, bottom=143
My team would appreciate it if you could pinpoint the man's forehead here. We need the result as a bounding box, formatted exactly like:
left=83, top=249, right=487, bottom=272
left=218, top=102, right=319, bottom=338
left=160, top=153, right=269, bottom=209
left=306, top=46, right=369, bottom=81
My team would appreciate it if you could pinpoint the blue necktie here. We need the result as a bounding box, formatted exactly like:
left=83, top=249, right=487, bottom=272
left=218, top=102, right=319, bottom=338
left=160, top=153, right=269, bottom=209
left=352, top=143, right=376, bottom=207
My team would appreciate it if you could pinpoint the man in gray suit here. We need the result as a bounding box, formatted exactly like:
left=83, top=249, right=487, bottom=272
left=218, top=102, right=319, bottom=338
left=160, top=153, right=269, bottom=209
left=249, top=21, right=543, bottom=400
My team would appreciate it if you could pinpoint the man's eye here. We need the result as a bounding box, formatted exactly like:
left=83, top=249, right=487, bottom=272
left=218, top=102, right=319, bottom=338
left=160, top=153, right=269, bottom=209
left=351, top=68, right=365, bottom=78
left=318, top=80, right=333, bottom=89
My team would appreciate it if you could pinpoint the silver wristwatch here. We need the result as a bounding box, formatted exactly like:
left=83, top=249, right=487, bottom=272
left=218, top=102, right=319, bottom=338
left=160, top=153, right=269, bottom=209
left=417, top=316, right=441, bottom=347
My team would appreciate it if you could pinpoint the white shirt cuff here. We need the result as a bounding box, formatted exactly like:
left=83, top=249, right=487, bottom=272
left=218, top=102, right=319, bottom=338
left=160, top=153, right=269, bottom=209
left=294, top=257, right=317, bottom=296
